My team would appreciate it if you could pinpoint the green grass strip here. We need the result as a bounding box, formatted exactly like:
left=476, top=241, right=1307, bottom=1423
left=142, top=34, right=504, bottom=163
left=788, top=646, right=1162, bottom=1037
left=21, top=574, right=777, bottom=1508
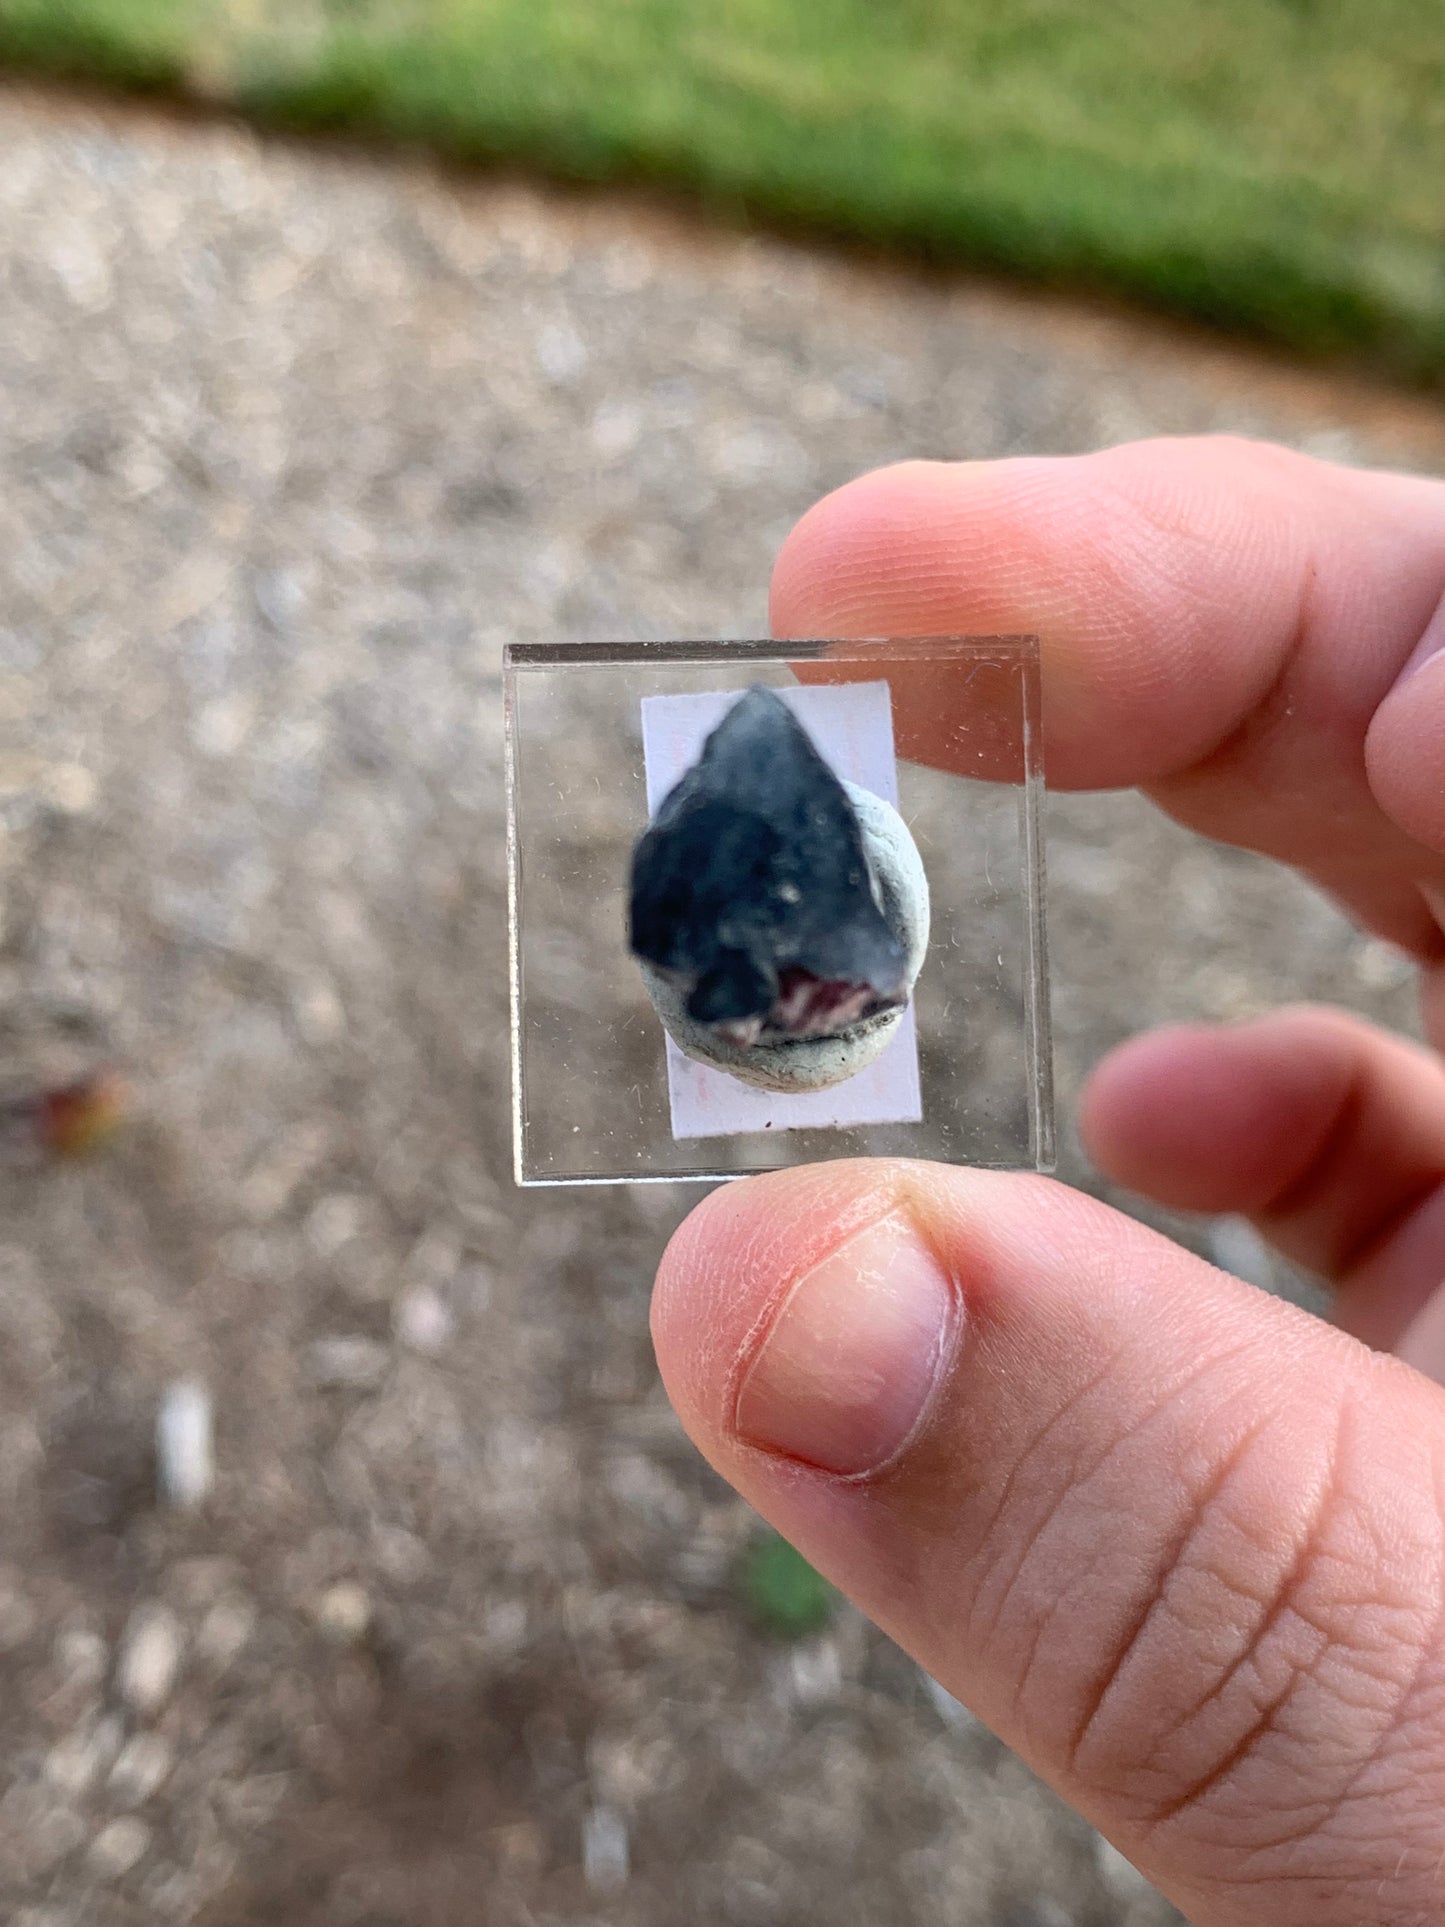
left=4, top=0, right=1444, bottom=381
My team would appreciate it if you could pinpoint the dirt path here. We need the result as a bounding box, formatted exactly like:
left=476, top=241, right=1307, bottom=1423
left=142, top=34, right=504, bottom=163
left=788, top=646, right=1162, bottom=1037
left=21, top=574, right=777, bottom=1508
left=0, top=81, right=1438, bottom=1926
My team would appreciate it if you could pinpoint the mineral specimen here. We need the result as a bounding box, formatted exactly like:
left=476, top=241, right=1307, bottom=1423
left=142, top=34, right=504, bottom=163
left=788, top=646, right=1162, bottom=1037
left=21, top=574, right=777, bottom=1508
left=629, top=684, right=929, bottom=1092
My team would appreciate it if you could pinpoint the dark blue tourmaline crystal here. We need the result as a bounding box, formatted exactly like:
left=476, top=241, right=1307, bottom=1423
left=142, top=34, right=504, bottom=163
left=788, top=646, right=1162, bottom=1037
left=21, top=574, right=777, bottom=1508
left=628, top=685, right=908, bottom=1046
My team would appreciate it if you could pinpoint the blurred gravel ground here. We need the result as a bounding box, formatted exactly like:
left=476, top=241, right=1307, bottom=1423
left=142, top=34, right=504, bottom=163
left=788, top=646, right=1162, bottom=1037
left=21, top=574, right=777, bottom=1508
left=2, top=82, right=1443, bottom=1927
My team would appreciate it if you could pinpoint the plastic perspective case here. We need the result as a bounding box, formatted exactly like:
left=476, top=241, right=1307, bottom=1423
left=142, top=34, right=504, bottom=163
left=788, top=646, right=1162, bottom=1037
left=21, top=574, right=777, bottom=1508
left=505, top=638, right=1052, bottom=1185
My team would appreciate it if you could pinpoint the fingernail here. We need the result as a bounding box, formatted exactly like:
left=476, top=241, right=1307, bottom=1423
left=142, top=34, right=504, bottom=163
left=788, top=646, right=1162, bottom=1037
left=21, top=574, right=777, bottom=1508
left=733, top=1212, right=957, bottom=1476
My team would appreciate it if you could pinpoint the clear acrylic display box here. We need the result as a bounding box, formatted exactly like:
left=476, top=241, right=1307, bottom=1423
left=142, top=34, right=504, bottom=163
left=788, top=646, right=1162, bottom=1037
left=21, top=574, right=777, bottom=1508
left=505, top=637, right=1051, bottom=1185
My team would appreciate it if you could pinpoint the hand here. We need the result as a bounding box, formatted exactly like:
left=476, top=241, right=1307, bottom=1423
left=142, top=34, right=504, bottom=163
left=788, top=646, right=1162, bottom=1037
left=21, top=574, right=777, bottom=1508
left=651, top=439, right=1445, bottom=1927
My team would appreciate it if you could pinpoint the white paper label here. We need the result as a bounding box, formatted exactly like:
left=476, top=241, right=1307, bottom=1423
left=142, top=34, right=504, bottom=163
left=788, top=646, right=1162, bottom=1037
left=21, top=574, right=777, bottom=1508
left=640, top=681, right=923, bottom=1140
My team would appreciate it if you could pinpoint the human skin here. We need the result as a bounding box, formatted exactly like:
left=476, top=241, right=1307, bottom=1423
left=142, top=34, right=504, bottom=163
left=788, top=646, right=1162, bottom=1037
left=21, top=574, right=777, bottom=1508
left=650, top=440, right=1445, bottom=1926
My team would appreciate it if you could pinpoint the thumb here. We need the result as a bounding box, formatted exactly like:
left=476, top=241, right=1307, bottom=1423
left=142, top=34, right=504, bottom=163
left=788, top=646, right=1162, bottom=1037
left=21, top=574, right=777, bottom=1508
left=651, top=1161, right=1445, bottom=1927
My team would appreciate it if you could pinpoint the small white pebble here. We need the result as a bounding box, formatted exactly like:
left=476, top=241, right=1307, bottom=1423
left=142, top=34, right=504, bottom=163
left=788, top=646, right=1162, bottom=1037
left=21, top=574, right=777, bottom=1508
left=393, top=1283, right=455, bottom=1356
left=536, top=320, right=588, bottom=384
left=305, top=1192, right=366, bottom=1256
left=87, top=1816, right=152, bottom=1879
left=591, top=399, right=641, bottom=458
left=192, top=693, right=253, bottom=758
left=492, top=1819, right=545, bottom=1873
left=310, top=1581, right=371, bottom=1645
left=196, top=1596, right=255, bottom=1669
left=1354, top=936, right=1413, bottom=991
left=1206, top=1215, right=1275, bottom=1293
left=922, top=1669, right=979, bottom=1733
left=156, top=1380, right=213, bottom=1509
left=787, top=1637, right=842, bottom=1705
left=1092, top=1832, right=1156, bottom=1902
left=41, top=763, right=98, bottom=815
left=108, top=1731, right=173, bottom=1806
left=53, top=1627, right=108, bottom=1691
left=581, top=1804, right=630, bottom=1893
left=115, top=1604, right=182, bottom=1716
left=308, top=1334, right=388, bottom=1389
left=292, top=975, right=345, bottom=1045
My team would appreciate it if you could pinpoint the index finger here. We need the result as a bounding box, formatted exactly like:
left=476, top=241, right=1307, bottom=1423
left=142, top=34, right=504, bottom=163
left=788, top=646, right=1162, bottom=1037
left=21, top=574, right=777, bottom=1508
left=772, top=440, right=1445, bottom=953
